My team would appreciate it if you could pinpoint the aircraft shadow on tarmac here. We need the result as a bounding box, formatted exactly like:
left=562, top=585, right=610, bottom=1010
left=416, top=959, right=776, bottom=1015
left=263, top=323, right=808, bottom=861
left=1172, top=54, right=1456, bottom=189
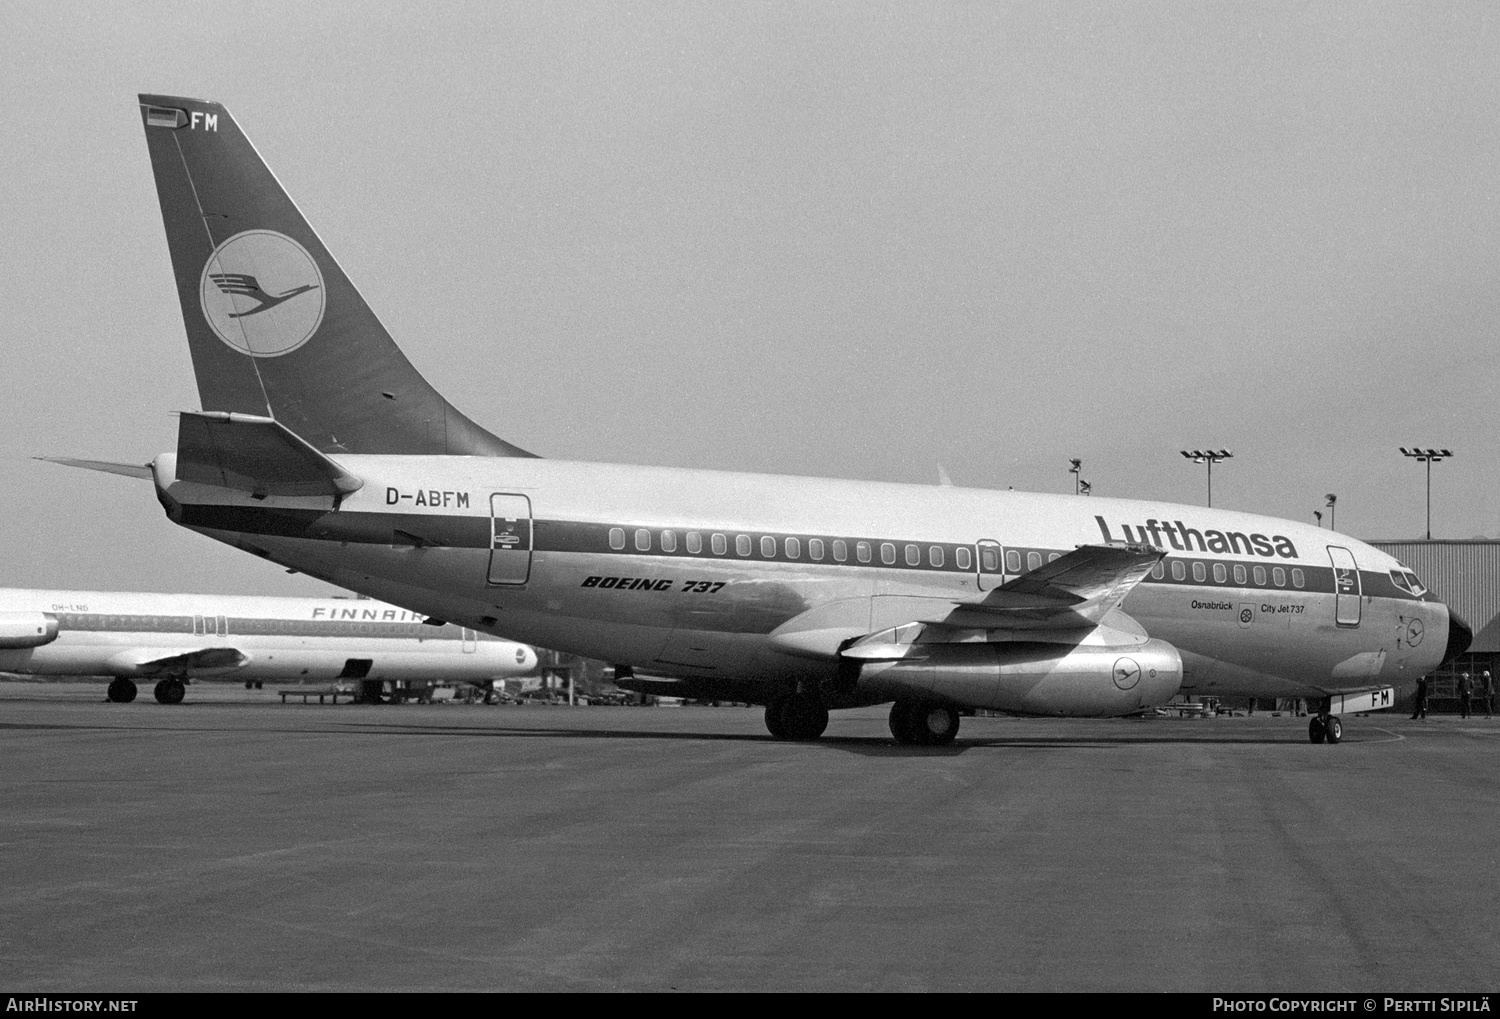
left=0, top=717, right=1335, bottom=755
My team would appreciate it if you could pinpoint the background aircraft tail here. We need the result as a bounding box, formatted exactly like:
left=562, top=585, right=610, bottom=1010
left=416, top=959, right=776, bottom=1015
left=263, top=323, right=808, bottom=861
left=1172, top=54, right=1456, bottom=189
left=137, top=94, right=533, bottom=458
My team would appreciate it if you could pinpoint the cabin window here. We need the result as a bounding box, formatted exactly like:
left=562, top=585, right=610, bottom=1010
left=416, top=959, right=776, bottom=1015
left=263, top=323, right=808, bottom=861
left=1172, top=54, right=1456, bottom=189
left=736, top=535, right=752, bottom=556
left=980, top=546, right=1000, bottom=572
left=1233, top=564, right=1246, bottom=585
left=1151, top=562, right=1164, bottom=579
left=1048, top=553, right=1061, bottom=563
left=881, top=543, right=897, bottom=565
left=194, top=615, right=205, bottom=635
left=905, top=544, right=921, bottom=566
left=1292, top=568, right=1305, bottom=589
left=1273, top=567, right=1286, bottom=587
left=1005, top=550, right=1021, bottom=573
left=660, top=530, right=678, bottom=553
left=833, top=540, right=848, bottom=562
left=856, top=541, right=872, bottom=563
left=1253, top=565, right=1266, bottom=585
left=955, top=547, right=972, bottom=570
left=609, top=527, right=626, bottom=550
left=809, top=538, right=824, bottom=561
left=761, top=536, right=777, bottom=558
left=1213, top=563, right=1227, bottom=583
left=686, top=532, right=702, bottom=554
left=1027, top=552, right=1042, bottom=571
left=711, top=533, right=727, bottom=555
left=785, top=537, right=801, bottom=559
left=1192, top=562, right=1207, bottom=582
left=635, top=529, right=651, bottom=551
left=1171, top=561, right=1186, bottom=581
left=929, top=546, right=944, bottom=568
left=217, top=615, right=228, bottom=637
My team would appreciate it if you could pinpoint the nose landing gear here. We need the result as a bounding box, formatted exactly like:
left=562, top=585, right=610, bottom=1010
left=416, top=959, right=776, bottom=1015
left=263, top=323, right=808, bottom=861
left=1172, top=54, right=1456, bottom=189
left=1308, top=702, right=1342, bottom=744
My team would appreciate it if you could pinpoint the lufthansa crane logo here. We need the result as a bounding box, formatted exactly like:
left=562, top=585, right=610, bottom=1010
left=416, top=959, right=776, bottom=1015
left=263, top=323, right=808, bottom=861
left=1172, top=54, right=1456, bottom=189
left=199, top=230, right=325, bottom=357
left=1113, top=657, right=1142, bottom=690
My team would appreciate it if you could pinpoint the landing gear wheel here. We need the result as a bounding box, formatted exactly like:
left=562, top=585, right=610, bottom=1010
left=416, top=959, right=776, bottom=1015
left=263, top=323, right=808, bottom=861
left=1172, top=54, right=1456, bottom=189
left=1308, top=717, right=1326, bottom=744
left=780, top=693, right=829, bottom=741
left=107, top=678, right=137, bottom=703
left=154, top=678, right=185, bottom=705
left=764, top=699, right=791, bottom=740
left=1323, top=716, right=1342, bottom=744
left=889, top=701, right=961, bottom=746
left=917, top=704, right=960, bottom=745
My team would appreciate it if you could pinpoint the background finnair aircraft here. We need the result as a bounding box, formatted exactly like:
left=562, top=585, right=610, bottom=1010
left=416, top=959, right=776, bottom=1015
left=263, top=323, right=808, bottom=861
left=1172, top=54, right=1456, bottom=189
left=0, top=589, right=537, bottom=704
left=49, top=94, right=1470, bottom=744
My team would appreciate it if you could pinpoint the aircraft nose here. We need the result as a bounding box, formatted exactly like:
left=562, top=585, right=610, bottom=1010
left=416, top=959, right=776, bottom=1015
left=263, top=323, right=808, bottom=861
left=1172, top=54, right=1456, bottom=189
left=1442, top=610, right=1473, bottom=666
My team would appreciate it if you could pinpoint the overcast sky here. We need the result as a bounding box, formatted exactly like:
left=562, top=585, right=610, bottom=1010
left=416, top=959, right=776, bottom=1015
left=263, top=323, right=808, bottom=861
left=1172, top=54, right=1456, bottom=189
left=2, top=1, right=1498, bottom=595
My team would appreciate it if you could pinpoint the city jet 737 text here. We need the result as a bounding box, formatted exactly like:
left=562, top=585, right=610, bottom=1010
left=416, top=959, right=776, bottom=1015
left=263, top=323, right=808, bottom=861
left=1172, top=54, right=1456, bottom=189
left=47, top=94, right=1471, bottom=744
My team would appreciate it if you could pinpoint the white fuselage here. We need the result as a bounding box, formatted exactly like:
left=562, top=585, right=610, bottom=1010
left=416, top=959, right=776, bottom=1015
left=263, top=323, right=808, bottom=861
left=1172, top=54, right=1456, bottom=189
left=0, top=588, right=538, bottom=684
left=147, top=453, right=1455, bottom=707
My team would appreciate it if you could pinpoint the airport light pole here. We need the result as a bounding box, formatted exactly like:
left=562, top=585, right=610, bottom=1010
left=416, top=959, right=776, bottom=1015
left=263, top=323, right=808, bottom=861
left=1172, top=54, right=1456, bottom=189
left=1325, top=493, right=1337, bottom=532
left=1399, top=448, right=1453, bottom=540
left=1314, top=510, right=1323, bottom=528
left=1069, top=458, right=1082, bottom=495
left=1181, top=449, right=1233, bottom=508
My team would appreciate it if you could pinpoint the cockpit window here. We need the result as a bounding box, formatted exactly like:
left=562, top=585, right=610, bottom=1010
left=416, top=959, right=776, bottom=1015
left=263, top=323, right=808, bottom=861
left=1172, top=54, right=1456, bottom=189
left=1390, top=570, right=1412, bottom=594
left=1404, top=570, right=1427, bottom=596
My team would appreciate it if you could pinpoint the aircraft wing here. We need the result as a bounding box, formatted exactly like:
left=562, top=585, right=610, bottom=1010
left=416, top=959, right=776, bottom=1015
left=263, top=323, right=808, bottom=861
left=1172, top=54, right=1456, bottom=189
left=769, top=544, right=1165, bottom=660
left=104, top=647, right=249, bottom=677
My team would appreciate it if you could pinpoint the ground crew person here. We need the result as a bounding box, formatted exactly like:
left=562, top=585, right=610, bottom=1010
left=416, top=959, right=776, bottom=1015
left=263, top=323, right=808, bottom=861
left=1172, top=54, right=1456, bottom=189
left=1483, top=671, right=1495, bottom=719
left=1411, top=675, right=1428, bottom=719
left=1458, top=672, right=1473, bottom=719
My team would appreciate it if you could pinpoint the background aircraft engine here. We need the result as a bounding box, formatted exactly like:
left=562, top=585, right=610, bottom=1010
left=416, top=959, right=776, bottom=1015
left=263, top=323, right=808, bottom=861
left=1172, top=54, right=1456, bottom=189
left=854, top=639, right=1183, bottom=716
left=0, top=612, right=59, bottom=649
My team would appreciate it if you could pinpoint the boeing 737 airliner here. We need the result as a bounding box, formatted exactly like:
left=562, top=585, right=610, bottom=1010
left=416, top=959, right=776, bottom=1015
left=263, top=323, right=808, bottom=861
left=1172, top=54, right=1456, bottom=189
left=48, top=95, right=1470, bottom=744
left=0, top=589, right=537, bottom=704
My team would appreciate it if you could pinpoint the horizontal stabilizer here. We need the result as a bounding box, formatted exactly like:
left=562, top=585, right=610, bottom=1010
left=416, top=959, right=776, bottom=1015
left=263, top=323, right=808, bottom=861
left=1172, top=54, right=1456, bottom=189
left=37, top=457, right=152, bottom=480
left=176, top=411, right=363, bottom=498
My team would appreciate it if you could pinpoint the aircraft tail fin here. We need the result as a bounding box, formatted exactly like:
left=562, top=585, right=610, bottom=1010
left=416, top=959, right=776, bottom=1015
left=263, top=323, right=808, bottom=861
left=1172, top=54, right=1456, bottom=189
left=137, top=94, right=533, bottom=458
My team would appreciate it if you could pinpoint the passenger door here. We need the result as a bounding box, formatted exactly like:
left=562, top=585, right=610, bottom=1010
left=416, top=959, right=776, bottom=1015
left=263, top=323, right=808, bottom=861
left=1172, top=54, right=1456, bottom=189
left=1327, top=545, right=1361, bottom=627
left=488, top=494, right=533, bottom=586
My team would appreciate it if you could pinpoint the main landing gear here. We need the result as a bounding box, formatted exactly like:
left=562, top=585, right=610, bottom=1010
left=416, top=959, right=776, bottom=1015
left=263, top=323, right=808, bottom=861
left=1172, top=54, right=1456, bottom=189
left=106, top=678, right=137, bottom=703
left=889, top=700, right=961, bottom=746
left=153, top=678, right=186, bottom=705
left=764, top=692, right=829, bottom=741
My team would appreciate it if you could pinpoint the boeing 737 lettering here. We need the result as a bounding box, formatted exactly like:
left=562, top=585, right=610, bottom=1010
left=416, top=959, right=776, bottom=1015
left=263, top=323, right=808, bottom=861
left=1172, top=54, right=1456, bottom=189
left=46, top=94, right=1471, bottom=744
left=0, top=589, right=537, bottom=704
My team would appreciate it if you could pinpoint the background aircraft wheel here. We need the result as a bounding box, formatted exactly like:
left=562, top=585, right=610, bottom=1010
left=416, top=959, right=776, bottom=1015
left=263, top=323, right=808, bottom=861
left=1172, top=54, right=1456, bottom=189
left=781, top=693, right=829, bottom=740
left=1324, top=716, right=1342, bottom=744
left=107, top=678, right=137, bottom=703
left=918, top=704, right=960, bottom=746
left=889, top=701, right=922, bottom=745
left=1308, top=717, right=1326, bottom=744
left=764, top=699, right=791, bottom=739
left=154, top=678, right=185, bottom=705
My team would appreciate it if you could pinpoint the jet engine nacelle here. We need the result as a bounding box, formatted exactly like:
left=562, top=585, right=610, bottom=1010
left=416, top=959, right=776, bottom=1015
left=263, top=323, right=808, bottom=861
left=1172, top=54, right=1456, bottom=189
left=0, top=612, right=59, bottom=649
left=855, top=638, right=1183, bottom=716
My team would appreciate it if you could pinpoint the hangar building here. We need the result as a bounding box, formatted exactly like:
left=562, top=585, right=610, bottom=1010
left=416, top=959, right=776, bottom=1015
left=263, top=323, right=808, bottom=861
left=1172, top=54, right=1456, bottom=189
left=1370, top=539, right=1500, bottom=712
